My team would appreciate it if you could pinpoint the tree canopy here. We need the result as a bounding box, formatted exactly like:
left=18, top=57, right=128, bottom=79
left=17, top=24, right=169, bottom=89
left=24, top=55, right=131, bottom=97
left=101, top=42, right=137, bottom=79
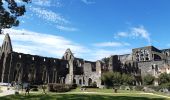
left=0, top=0, right=30, bottom=33
left=143, top=74, right=155, bottom=85
left=101, top=71, right=135, bottom=88
left=158, top=73, right=170, bottom=85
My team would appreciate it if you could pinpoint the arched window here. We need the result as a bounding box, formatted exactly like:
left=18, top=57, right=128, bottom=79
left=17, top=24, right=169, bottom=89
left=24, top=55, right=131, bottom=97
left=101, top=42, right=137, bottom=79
left=73, top=79, right=76, bottom=84
left=88, top=78, right=92, bottom=86
left=79, top=79, right=82, bottom=85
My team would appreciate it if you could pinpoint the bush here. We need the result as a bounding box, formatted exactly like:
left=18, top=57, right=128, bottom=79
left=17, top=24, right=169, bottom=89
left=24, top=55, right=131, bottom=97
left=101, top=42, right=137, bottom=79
left=134, top=86, right=144, bottom=91
left=120, top=85, right=126, bottom=90
left=148, top=85, right=162, bottom=92
left=48, top=83, right=73, bottom=92
left=71, top=84, right=77, bottom=89
left=81, top=86, right=98, bottom=88
left=143, top=74, right=155, bottom=85
left=31, top=88, right=39, bottom=91
left=30, top=85, right=38, bottom=89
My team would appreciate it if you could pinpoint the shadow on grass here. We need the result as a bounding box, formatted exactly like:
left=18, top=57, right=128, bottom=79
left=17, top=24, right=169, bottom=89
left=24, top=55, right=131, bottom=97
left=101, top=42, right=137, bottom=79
left=0, top=94, right=167, bottom=100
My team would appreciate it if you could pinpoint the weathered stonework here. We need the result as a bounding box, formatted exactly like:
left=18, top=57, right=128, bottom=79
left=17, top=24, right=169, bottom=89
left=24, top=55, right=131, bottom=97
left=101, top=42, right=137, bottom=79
left=0, top=34, right=170, bottom=87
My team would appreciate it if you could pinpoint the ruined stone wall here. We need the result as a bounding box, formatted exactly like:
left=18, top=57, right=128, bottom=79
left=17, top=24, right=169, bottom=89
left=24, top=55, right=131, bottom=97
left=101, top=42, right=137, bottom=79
left=138, top=60, right=165, bottom=76
left=8, top=52, right=69, bottom=84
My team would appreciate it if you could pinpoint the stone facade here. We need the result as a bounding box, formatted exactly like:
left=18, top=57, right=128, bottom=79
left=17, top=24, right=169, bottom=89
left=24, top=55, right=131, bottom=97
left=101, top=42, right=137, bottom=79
left=0, top=34, right=170, bottom=87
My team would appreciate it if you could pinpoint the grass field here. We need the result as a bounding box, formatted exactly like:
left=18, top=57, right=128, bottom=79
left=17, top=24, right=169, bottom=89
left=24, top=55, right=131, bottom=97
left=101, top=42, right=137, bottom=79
left=0, top=93, right=168, bottom=100
left=0, top=88, right=170, bottom=100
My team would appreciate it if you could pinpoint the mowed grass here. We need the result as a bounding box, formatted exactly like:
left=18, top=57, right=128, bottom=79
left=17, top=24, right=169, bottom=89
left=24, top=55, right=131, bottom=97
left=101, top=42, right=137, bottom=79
left=0, top=88, right=169, bottom=100
left=0, top=93, right=168, bottom=100
left=69, top=87, right=143, bottom=93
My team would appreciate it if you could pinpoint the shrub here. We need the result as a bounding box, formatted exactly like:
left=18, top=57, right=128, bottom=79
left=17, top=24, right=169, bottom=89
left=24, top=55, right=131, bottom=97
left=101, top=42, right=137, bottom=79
left=120, top=85, right=126, bottom=90
left=48, top=83, right=73, bottom=92
left=148, top=85, right=162, bottom=92
left=134, top=86, right=144, bottom=91
left=91, top=82, right=97, bottom=87
left=81, top=86, right=98, bottom=88
left=158, top=73, right=170, bottom=85
left=71, top=84, right=77, bottom=89
left=31, top=88, right=39, bottom=91
left=30, top=85, right=38, bottom=89
left=143, top=74, right=155, bottom=85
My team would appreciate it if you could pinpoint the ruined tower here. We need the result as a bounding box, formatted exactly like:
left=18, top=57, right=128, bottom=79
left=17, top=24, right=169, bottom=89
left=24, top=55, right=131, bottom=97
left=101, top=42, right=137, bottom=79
left=0, top=33, right=13, bottom=82
left=62, top=48, right=74, bottom=84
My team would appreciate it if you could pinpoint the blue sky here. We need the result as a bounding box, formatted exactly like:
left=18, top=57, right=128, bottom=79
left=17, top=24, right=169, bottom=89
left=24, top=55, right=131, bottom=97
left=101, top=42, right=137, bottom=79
left=1, top=0, right=170, bottom=61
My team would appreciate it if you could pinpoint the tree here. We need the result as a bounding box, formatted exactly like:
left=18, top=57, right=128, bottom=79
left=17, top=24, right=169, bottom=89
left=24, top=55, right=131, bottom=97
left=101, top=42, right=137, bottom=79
left=101, top=71, right=114, bottom=88
left=122, top=73, right=135, bottom=85
left=0, top=0, right=30, bottom=34
left=112, top=72, right=122, bottom=86
left=158, top=73, right=170, bottom=85
left=143, top=74, right=155, bottom=85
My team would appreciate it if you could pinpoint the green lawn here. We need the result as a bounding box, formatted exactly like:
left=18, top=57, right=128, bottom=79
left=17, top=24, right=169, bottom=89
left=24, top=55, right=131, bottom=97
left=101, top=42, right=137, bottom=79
left=0, top=93, right=168, bottom=100
left=0, top=88, right=169, bottom=100
left=70, top=87, right=143, bottom=93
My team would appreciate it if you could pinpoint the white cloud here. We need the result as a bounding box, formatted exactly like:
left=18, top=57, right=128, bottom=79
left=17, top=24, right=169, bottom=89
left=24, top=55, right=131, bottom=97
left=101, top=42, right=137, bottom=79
left=1, top=29, right=88, bottom=58
left=56, top=25, right=78, bottom=32
left=94, top=42, right=130, bottom=47
left=114, top=25, right=151, bottom=44
left=31, top=0, right=62, bottom=7
left=30, top=7, right=69, bottom=24
left=117, top=32, right=128, bottom=37
left=131, top=26, right=151, bottom=44
left=81, top=0, right=95, bottom=4
left=30, top=7, right=77, bottom=32
left=88, top=49, right=131, bottom=61
left=0, top=29, right=132, bottom=61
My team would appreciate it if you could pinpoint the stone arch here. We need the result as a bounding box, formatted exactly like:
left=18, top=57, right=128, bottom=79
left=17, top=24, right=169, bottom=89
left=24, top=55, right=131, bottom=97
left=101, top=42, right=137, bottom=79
left=79, top=79, right=82, bottom=85
left=52, top=67, right=57, bottom=83
left=166, top=52, right=169, bottom=56
left=83, top=77, right=85, bottom=84
left=0, top=53, right=5, bottom=79
left=28, top=64, right=36, bottom=82
left=14, top=63, right=22, bottom=82
left=42, top=65, right=47, bottom=83
left=73, top=79, right=76, bottom=84
left=154, top=54, right=161, bottom=60
left=88, top=78, right=92, bottom=86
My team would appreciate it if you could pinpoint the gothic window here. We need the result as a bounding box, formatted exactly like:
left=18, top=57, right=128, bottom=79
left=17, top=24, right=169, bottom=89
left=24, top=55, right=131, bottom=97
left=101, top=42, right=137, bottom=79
left=92, top=65, right=96, bottom=72
left=73, top=79, right=76, bottom=84
left=70, top=55, right=72, bottom=59
left=83, top=77, right=85, bottom=84
left=166, top=52, right=169, bottom=56
left=44, top=58, right=46, bottom=62
left=42, top=66, right=47, bottom=82
left=19, top=55, right=21, bottom=59
left=28, top=64, right=36, bottom=82
left=14, top=63, right=21, bottom=82
left=136, top=49, right=150, bottom=61
left=79, top=79, right=82, bottom=85
left=88, top=78, right=92, bottom=86
left=32, top=57, right=34, bottom=61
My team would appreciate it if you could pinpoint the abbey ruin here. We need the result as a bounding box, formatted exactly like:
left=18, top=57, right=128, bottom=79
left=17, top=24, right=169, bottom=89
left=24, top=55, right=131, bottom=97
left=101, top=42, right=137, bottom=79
left=0, top=34, right=170, bottom=87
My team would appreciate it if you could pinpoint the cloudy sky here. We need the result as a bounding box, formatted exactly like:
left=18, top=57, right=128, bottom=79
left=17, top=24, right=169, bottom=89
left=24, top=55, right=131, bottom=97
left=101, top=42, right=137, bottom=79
left=1, top=0, right=170, bottom=61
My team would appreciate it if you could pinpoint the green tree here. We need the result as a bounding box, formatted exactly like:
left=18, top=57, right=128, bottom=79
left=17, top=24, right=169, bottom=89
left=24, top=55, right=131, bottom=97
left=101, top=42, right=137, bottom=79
left=122, top=73, right=135, bottom=85
left=158, top=73, right=170, bottom=85
left=101, top=71, right=114, bottom=88
left=143, top=74, right=155, bottom=85
left=112, top=72, right=122, bottom=86
left=0, top=0, right=30, bottom=33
